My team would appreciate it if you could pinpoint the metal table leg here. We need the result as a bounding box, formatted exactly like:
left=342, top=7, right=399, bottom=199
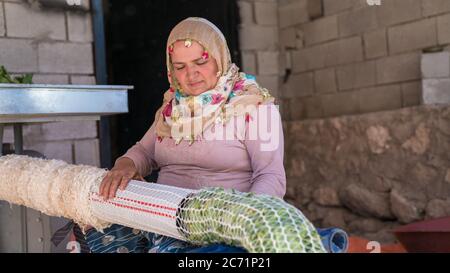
left=13, top=123, right=27, bottom=252
left=0, top=124, right=3, bottom=156
left=13, top=124, right=23, bottom=155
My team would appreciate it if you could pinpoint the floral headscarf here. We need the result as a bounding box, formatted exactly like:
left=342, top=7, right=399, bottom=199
left=154, top=17, right=274, bottom=144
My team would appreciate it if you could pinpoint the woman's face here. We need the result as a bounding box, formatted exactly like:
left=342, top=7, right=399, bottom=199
left=170, top=40, right=219, bottom=96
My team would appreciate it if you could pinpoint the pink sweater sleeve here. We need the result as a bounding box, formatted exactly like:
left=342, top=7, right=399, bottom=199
left=245, top=105, right=287, bottom=198
left=117, top=121, right=158, bottom=177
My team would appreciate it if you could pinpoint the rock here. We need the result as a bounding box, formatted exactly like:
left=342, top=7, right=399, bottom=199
left=294, top=182, right=314, bottom=206
left=401, top=123, right=430, bottom=155
left=322, top=209, right=346, bottom=229
left=425, top=199, right=450, bottom=219
left=445, top=169, right=450, bottom=184
left=340, top=184, right=395, bottom=219
left=348, top=218, right=385, bottom=233
left=285, top=185, right=297, bottom=200
left=411, top=162, right=438, bottom=186
left=363, top=228, right=398, bottom=244
left=391, top=122, right=414, bottom=142
left=390, top=189, right=422, bottom=224
left=306, top=202, right=329, bottom=222
left=288, top=158, right=306, bottom=177
left=365, top=173, right=393, bottom=192
left=366, top=125, right=391, bottom=154
left=312, top=187, right=341, bottom=206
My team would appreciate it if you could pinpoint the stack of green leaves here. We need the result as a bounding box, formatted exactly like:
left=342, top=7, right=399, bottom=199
left=177, top=187, right=326, bottom=253
left=0, top=65, right=33, bottom=84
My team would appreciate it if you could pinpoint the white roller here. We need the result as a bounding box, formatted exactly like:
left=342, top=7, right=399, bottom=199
left=0, top=154, right=194, bottom=240
left=89, top=180, right=195, bottom=240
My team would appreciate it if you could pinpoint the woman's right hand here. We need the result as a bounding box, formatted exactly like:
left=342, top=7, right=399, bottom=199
left=99, top=157, right=146, bottom=200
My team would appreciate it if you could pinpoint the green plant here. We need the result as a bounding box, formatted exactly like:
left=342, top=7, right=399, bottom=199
left=0, top=65, right=33, bottom=84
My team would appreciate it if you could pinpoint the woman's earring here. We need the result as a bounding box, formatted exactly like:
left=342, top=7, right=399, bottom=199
left=216, top=71, right=221, bottom=78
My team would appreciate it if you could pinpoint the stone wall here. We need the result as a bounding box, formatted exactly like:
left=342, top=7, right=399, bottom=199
left=236, top=0, right=450, bottom=243
left=283, top=105, right=450, bottom=242
left=0, top=0, right=99, bottom=167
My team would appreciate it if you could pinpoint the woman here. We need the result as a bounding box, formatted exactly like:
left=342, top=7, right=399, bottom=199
left=82, top=17, right=284, bottom=253
left=82, top=17, right=346, bottom=253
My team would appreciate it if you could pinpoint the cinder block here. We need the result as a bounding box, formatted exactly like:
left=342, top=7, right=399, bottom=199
left=289, top=96, right=323, bottom=120
left=338, top=7, right=378, bottom=37
left=4, top=2, right=65, bottom=40
left=239, top=25, right=278, bottom=50
left=0, top=38, right=38, bottom=73
left=40, top=120, right=98, bottom=141
left=302, top=15, right=338, bottom=46
left=307, top=0, right=323, bottom=19
left=238, top=1, right=253, bottom=25
left=38, top=42, right=94, bottom=74
left=284, top=72, right=314, bottom=98
left=358, top=84, right=402, bottom=113
left=377, top=0, right=422, bottom=27
left=257, top=51, right=280, bottom=75
left=364, top=29, right=388, bottom=59
left=32, top=74, right=69, bottom=84
left=278, top=97, right=291, bottom=119
left=314, top=68, right=337, bottom=93
left=70, top=75, right=96, bottom=84
left=67, top=11, right=93, bottom=42
left=280, top=27, right=297, bottom=49
left=422, top=0, right=450, bottom=16
left=388, top=18, right=437, bottom=55
left=376, top=52, right=421, bottom=84
left=327, top=36, right=364, bottom=67
left=278, top=0, right=308, bottom=28
left=292, top=37, right=363, bottom=72
left=256, top=75, right=279, bottom=98
left=437, top=13, right=450, bottom=45
left=254, top=1, right=277, bottom=26
left=401, top=81, right=422, bottom=107
left=74, top=138, right=100, bottom=167
left=421, top=52, right=450, bottom=79
left=321, top=91, right=359, bottom=117
left=337, top=61, right=376, bottom=91
left=292, top=45, right=326, bottom=73
left=0, top=3, right=5, bottom=36
left=2, top=124, right=42, bottom=145
left=24, top=141, right=74, bottom=164
left=422, top=79, right=450, bottom=104
left=323, top=0, right=354, bottom=16
left=241, top=51, right=257, bottom=75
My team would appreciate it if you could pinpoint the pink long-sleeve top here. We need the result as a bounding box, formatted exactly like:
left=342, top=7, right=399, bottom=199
left=119, top=104, right=286, bottom=198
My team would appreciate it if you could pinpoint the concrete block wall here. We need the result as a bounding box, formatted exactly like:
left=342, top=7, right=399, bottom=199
left=0, top=0, right=99, bottom=167
left=237, top=0, right=284, bottom=114
left=274, top=0, right=450, bottom=121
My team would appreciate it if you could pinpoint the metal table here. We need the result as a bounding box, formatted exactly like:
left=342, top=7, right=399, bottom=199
left=0, top=84, right=132, bottom=252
